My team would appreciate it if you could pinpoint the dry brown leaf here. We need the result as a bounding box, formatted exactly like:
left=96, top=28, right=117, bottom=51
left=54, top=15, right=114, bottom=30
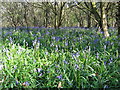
left=58, top=81, right=62, bottom=88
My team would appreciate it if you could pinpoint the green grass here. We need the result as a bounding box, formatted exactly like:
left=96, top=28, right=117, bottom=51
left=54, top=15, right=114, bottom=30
left=0, top=28, right=120, bottom=88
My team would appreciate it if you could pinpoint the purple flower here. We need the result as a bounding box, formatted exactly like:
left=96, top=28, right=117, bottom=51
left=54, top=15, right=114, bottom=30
left=56, top=70, right=59, bottom=73
left=39, top=73, right=43, bottom=77
left=100, top=31, right=104, bottom=34
left=14, top=65, right=17, bottom=70
left=52, top=36, right=55, bottom=40
left=37, top=68, right=42, bottom=72
left=68, top=82, right=72, bottom=86
left=65, top=42, right=68, bottom=46
left=63, top=60, right=68, bottom=64
left=56, top=75, right=62, bottom=80
left=37, top=37, right=42, bottom=40
left=55, top=47, right=58, bottom=51
left=105, top=41, right=110, bottom=44
left=47, top=71, right=50, bottom=73
left=9, top=37, right=13, bottom=44
left=33, top=39, right=37, bottom=46
left=40, top=26, right=46, bottom=29
left=55, top=65, right=59, bottom=68
left=96, top=52, right=99, bottom=59
left=34, top=60, right=36, bottom=62
left=46, top=31, right=50, bottom=35
left=33, top=34, right=36, bottom=37
left=16, top=80, right=19, bottom=85
left=42, top=33, right=45, bottom=36
left=108, top=58, right=113, bottom=65
left=104, top=61, right=107, bottom=65
left=109, top=57, right=113, bottom=63
left=45, top=51, right=48, bottom=55
left=104, top=85, right=109, bottom=88
left=4, top=32, right=12, bottom=36
left=23, top=81, right=30, bottom=86
left=52, top=36, right=62, bottom=41
left=93, top=39, right=99, bottom=44
left=32, top=27, right=40, bottom=29
left=55, top=37, right=62, bottom=41
left=104, top=45, right=106, bottom=49
left=9, top=31, right=12, bottom=33
left=75, top=64, right=79, bottom=69
left=72, top=52, right=80, bottom=58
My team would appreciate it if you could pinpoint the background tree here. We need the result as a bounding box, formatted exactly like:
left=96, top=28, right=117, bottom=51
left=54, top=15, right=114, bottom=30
left=116, top=1, right=120, bottom=58
left=76, top=2, right=110, bottom=37
left=49, top=2, right=66, bottom=29
left=1, top=2, right=117, bottom=36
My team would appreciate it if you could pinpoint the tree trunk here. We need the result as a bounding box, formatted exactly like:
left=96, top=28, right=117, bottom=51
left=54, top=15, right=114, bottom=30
left=87, top=11, right=91, bottom=28
left=54, top=2, right=57, bottom=29
left=45, top=8, right=48, bottom=28
left=101, top=2, right=109, bottom=37
left=23, top=3, right=29, bottom=32
left=44, top=3, right=49, bottom=28
left=89, top=2, right=109, bottom=37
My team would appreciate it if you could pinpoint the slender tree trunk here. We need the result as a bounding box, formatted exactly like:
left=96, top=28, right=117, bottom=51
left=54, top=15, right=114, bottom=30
left=101, top=3, right=109, bottom=37
left=57, top=3, right=62, bottom=28
left=23, top=3, right=29, bottom=32
left=32, top=7, right=37, bottom=27
left=87, top=11, right=91, bottom=28
left=54, top=14, right=57, bottom=29
left=54, top=2, right=57, bottom=29
left=57, top=2, right=65, bottom=29
left=44, top=3, right=49, bottom=28
left=45, top=8, right=48, bottom=28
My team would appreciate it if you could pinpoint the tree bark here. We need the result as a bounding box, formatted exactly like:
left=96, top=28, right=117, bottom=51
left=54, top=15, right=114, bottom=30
left=85, top=2, right=110, bottom=37
left=22, top=3, right=29, bottom=30
left=44, top=2, right=49, bottom=28
left=100, top=2, right=109, bottom=37
left=87, top=11, right=91, bottom=28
